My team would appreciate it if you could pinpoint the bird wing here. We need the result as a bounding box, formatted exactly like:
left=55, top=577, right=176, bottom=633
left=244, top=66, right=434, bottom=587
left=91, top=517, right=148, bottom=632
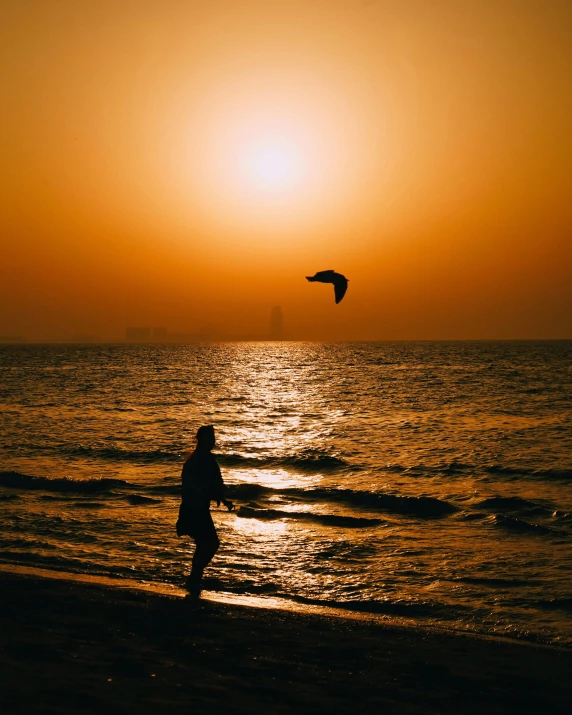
left=333, top=276, right=348, bottom=304
left=313, top=270, right=335, bottom=282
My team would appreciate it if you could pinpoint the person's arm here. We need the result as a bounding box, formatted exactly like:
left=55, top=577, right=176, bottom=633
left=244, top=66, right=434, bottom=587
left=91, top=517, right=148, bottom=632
left=220, top=496, right=235, bottom=511
left=212, top=459, right=234, bottom=511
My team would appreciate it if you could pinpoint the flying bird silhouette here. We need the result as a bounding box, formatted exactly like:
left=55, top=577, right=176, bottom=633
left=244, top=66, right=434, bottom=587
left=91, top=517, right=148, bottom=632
left=306, top=270, right=349, bottom=304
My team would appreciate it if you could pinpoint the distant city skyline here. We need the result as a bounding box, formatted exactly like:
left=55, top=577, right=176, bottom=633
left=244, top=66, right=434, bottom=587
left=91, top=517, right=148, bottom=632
left=123, top=306, right=288, bottom=342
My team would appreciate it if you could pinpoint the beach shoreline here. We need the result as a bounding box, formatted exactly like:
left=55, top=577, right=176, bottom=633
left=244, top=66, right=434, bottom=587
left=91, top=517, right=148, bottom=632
left=1, top=571, right=570, bottom=714
left=0, top=562, right=567, bottom=647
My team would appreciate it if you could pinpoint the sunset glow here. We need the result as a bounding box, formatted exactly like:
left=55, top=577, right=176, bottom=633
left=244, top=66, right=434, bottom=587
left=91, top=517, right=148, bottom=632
left=178, top=63, right=377, bottom=240
left=242, top=140, right=302, bottom=193
left=1, top=0, right=571, bottom=341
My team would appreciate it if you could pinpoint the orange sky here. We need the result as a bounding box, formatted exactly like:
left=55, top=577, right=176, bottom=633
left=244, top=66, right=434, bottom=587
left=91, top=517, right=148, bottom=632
left=2, top=0, right=571, bottom=341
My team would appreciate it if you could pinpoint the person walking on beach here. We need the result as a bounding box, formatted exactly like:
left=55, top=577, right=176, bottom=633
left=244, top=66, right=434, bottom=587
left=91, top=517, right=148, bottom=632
left=176, top=425, right=234, bottom=597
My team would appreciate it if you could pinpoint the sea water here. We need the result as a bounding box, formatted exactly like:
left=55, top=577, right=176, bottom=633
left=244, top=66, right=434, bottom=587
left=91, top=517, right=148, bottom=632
left=1, top=342, right=571, bottom=645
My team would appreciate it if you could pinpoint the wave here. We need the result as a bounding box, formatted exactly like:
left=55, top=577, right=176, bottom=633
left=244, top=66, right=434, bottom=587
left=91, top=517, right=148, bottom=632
left=1, top=470, right=456, bottom=519
left=229, top=484, right=457, bottom=518
left=62, top=446, right=182, bottom=464
left=227, top=483, right=272, bottom=500
left=309, top=488, right=457, bottom=517
left=490, top=514, right=556, bottom=536
left=1, top=471, right=456, bottom=519
left=218, top=452, right=354, bottom=473
left=237, top=506, right=383, bottom=528
left=485, top=465, right=572, bottom=480
left=204, top=581, right=444, bottom=618
left=380, top=461, right=475, bottom=476
left=474, top=496, right=571, bottom=531
left=536, top=598, right=572, bottom=612
left=453, top=576, right=537, bottom=587
left=281, top=594, right=450, bottom=618
left=124, top=494, right=162, bottom=505
left=225, top=484, right=459, bottom=518
left=1, top=471, right=172, bottom=507
left=532, top=468, right=572, bottom=481
left=380, top=462, right=572, bottom=481
left=9, top=443, right=570, bottom=483
left=0, top=471, right=133, bottom=494
left=477, top=496, right=538, bottom=511
left=15, top=444, right=357, bottom=473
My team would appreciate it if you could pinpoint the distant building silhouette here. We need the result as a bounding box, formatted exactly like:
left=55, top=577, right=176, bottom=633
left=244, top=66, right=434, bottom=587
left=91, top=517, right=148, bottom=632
left=152, top=327, right=168, bottom=341
left=126, top=327, right=151, bottom=342
left=269, top=306, right=284, bottom=339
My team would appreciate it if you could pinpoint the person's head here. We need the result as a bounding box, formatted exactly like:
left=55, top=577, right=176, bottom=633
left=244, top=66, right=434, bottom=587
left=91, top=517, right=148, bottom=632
left=196, top=424, right=216, bottom=451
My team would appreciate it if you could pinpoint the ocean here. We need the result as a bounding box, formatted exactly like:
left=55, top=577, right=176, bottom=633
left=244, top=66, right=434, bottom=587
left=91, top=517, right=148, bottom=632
left=1, top=341, right=571, bottom=645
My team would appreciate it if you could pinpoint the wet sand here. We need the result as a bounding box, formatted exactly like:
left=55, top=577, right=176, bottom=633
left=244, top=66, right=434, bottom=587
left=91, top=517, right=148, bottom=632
left=1, top=572, right=570, bottom=714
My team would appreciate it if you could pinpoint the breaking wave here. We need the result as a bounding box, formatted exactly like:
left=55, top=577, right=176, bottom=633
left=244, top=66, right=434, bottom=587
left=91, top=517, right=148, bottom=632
left=230, top=484, right=457, bottom=518
left=237, top=506, right=383, bottom=528
left=488, top=514, right=557, bottom=536
left=218, top=452, right=354, bottom=472
left=1, top=470, right=456, bottom=518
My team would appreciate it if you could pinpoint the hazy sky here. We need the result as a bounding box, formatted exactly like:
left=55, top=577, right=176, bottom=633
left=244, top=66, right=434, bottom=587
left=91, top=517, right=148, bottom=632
left=2, top=0, right=571, bottom=340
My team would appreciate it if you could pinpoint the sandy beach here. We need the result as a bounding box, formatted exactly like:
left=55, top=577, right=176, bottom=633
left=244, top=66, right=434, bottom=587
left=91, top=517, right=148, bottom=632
left=0, top=572, right=570, bottom=714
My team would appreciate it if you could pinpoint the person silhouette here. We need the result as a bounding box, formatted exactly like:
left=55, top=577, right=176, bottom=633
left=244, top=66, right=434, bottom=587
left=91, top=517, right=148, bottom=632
left=176, top=425, right=234, bottom=596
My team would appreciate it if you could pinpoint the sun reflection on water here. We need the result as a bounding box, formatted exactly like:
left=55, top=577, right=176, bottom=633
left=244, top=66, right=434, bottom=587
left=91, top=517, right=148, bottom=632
left=231, top=514, right=289, bottom=539
left=225, top=468, right=316, bottom=490
left=215, top=344, right=337, bottom=464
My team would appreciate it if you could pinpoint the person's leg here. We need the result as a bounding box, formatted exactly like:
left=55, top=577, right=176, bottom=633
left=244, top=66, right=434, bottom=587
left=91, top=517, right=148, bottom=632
left=187, top=536, right=219, bottom=589
left=186, top=512, right=219, bottom=595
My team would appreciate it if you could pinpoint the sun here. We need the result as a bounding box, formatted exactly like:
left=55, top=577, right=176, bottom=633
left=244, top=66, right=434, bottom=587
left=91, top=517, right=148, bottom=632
left=242, top=141, right=302, bottom=193
left=192, top=111, right=320, bottom=216
left=178, top=65, right=376, bottom=237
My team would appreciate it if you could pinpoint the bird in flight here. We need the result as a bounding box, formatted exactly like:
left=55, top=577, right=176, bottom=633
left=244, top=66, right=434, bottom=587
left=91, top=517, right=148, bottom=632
left=306, top=270, right=349, bottom=304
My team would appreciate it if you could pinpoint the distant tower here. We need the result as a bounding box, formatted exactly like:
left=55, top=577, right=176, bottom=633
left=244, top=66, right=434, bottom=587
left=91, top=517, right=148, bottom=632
left=269, top=306, right=284, bottom=339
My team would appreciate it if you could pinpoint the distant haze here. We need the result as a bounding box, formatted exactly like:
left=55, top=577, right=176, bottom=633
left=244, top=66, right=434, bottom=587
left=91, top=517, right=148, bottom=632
left=2, top=0, right=571, bottom=341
